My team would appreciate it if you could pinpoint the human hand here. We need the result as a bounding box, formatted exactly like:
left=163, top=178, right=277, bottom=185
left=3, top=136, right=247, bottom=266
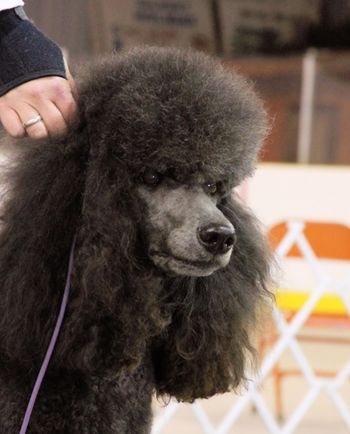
left=0, top=68, right=77, bottom=140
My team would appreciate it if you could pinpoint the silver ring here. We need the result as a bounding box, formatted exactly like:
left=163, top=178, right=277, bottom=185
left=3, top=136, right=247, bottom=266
left=23, top=115, right=42, bottom=128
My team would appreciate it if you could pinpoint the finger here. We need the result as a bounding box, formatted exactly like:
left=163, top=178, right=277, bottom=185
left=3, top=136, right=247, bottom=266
left=51, top=81, right=78, bottom=126
left=17, top=76, right=77, bottom=127
left=34, top=99, right=68, bottom=137
left=16, top=103, right=48, bottom=140
left=41, top=75, right=77, bottom=125
left=0, top=107, right=25, bottom=138
left=53, top=89, right=78, bottom=126
left=61, top=58, right=78, bottom=119
left=63, top=56, right=75, bottom=87
left=65, top=68, right=77, bottom=99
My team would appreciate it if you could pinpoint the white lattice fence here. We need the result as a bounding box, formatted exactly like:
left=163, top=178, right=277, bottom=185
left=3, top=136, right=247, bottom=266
left=152, top=220, right=350, bottom=434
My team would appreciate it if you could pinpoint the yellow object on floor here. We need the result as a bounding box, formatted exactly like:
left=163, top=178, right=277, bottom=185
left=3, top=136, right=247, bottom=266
left=276, top=290, right=348, bottom=316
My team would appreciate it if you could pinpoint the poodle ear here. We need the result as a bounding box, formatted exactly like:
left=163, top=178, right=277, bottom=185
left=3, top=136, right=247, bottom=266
left=152, top=193, right=272, bottom=402
left=0, top=133, right=166, bottom=373
left=56, top=152, right=167, bottom=374
left=0, top=137, right=85, bottom=365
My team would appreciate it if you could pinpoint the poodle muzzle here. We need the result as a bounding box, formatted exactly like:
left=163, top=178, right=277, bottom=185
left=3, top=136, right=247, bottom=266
left=138, top=184, right=236, bottom=277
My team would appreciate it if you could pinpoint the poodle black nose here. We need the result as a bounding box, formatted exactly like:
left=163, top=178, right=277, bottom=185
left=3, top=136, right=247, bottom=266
left=197, top=224, right=236, bottom=255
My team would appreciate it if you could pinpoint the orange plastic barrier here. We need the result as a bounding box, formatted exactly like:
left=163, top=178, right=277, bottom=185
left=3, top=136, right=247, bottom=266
left=265, top=221, right=350, bottom=420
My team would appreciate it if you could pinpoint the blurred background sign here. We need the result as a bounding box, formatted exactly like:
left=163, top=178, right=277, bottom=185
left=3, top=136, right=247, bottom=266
left=87, top=0, right=218, bottom=54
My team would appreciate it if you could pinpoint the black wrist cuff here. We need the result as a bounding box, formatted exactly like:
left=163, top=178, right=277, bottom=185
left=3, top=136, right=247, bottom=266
left=0, top=8, right=23, bottom=34
left=0, top=8, right=66, bottom=97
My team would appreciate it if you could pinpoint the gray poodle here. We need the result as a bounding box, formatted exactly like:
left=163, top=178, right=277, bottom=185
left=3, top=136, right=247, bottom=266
left=0, top=47, right=271, bottom=433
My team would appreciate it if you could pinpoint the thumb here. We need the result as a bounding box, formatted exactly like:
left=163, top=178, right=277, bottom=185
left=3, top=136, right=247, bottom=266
left=63, top=55, right=77, bottom=98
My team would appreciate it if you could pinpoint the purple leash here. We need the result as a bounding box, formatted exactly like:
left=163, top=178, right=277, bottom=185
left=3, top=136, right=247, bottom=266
left=19, top=237, right=76, bottom=434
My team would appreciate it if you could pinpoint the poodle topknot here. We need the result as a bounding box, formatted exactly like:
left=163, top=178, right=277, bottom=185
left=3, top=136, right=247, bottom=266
left=0, top=47, right=272, bottom=433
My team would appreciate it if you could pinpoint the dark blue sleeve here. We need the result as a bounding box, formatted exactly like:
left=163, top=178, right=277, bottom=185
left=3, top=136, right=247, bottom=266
left=0, top=7, right=66, bottom=96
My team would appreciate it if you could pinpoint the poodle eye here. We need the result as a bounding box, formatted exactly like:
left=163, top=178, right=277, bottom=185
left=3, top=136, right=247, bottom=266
left=205, top=182, right=217, bottom=195
left=141, top=170, right=162, bottom=186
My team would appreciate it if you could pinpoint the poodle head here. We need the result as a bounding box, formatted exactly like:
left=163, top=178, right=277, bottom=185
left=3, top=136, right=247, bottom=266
left=78, top=47, right=268, bottom=278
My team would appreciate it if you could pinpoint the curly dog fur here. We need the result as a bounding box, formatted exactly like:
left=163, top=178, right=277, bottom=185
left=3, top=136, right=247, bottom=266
left=0, top=47, right=271, bottom=433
